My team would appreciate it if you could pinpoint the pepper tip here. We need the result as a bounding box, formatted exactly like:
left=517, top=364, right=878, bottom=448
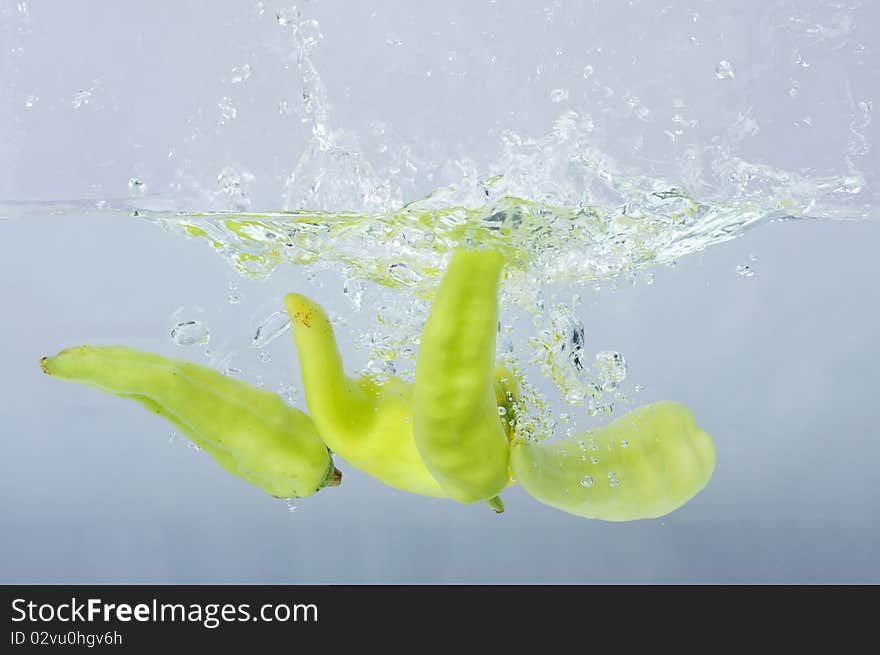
left=284, top=293, right=313, bottom=328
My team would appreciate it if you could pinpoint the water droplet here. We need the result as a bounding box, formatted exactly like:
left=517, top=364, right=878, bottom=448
left=252, top=311, right=291, bottom=348
left=550, top=88, right=569, bottom=103
left=498, top=406, right=507, bottom=416
left=216, top=167, right=252, bottom=209
left=645, top=272, right=655, bottom=285
left=580, top=475, right=594, bottom=488
left=171, top=320, right=210, bottom=346
left=582, top=64, right=594, bottom=79
left=635, top=384, right=645, bottom=392
left=24, top=94, right=38, bottom=108
left=230, top=64, right=252, bottom=84
left=590, top=456, right=599, bottom=465
left=620, top=439, right=629, bottom=448
left=259, top=351, right=271, bottom=363
left=715, top=60, right=735, bottom=79
left=228, top=295, right=241, bottom=305
left=736, top=263, right=755, bottom=277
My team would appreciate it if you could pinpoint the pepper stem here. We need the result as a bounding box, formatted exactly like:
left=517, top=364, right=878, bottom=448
left=486, top=495, right=505, bottom=514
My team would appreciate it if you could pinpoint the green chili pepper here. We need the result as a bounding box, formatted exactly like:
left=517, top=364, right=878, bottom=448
left=285, top=293, right=448, bottom=498
left=510, top=401, right=715, bottom=521
left=412, top=248, right=511, bottom=504
left=40, top=345, right=340, bottom=499
left=285, top=284, right=518, bottom=506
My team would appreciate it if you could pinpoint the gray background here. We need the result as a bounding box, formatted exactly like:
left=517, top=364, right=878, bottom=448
left=1, top=0, right=878, bottom=582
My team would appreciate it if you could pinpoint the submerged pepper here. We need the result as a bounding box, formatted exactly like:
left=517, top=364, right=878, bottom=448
left=40, top=345, right=339, bottom=498
left=412, top=248, right=511, bottom=504
left=285, top=293, right=447, bottom=498
left=285, top=284, right=520, bottom=505
left=510, top=401, right=715, bottom=521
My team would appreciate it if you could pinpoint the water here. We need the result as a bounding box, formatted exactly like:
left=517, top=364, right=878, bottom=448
left=1, top=0, right=878, bottom=583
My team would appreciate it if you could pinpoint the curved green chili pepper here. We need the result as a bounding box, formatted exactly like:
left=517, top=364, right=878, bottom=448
left=285, top=293, right=447, bottom=498
left=412, top=248, right=511, bottom=504
left=285, top=289, right=519, bottom=506
left=40, top=345, right=340, bottom=499
left=510, top=401, right=715, bottom=521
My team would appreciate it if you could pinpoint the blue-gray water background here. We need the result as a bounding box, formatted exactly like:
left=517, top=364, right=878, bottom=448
left=1, top=1, right=877, bottom=582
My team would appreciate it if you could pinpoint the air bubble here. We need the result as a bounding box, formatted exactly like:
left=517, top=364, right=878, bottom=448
left=385, top=33, right=404, bottom=47
left=595, top=351, right=627, bottom=389
left=218, top=96, right=237, bottom=123
left=736, top=264, right=755, bottom=277
left=128, top=177, right=146, bottom=196
left=252, top=311, right=291, bottom=348
left=171, top=320, right=210, bottom=346
left=71, top=89, right=92, bottom=109
left=715, top=60, right=735, bottom=79
left=550, top=88, right=570, bottom=103
left=276, top=8, right=297, bottom=26
left=230, top=64, right=252, bottom=84
left=388, top=262, right=420, bottom=287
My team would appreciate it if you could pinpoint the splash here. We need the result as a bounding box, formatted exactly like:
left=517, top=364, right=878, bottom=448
left=1, top=1, right=876, bottom=442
